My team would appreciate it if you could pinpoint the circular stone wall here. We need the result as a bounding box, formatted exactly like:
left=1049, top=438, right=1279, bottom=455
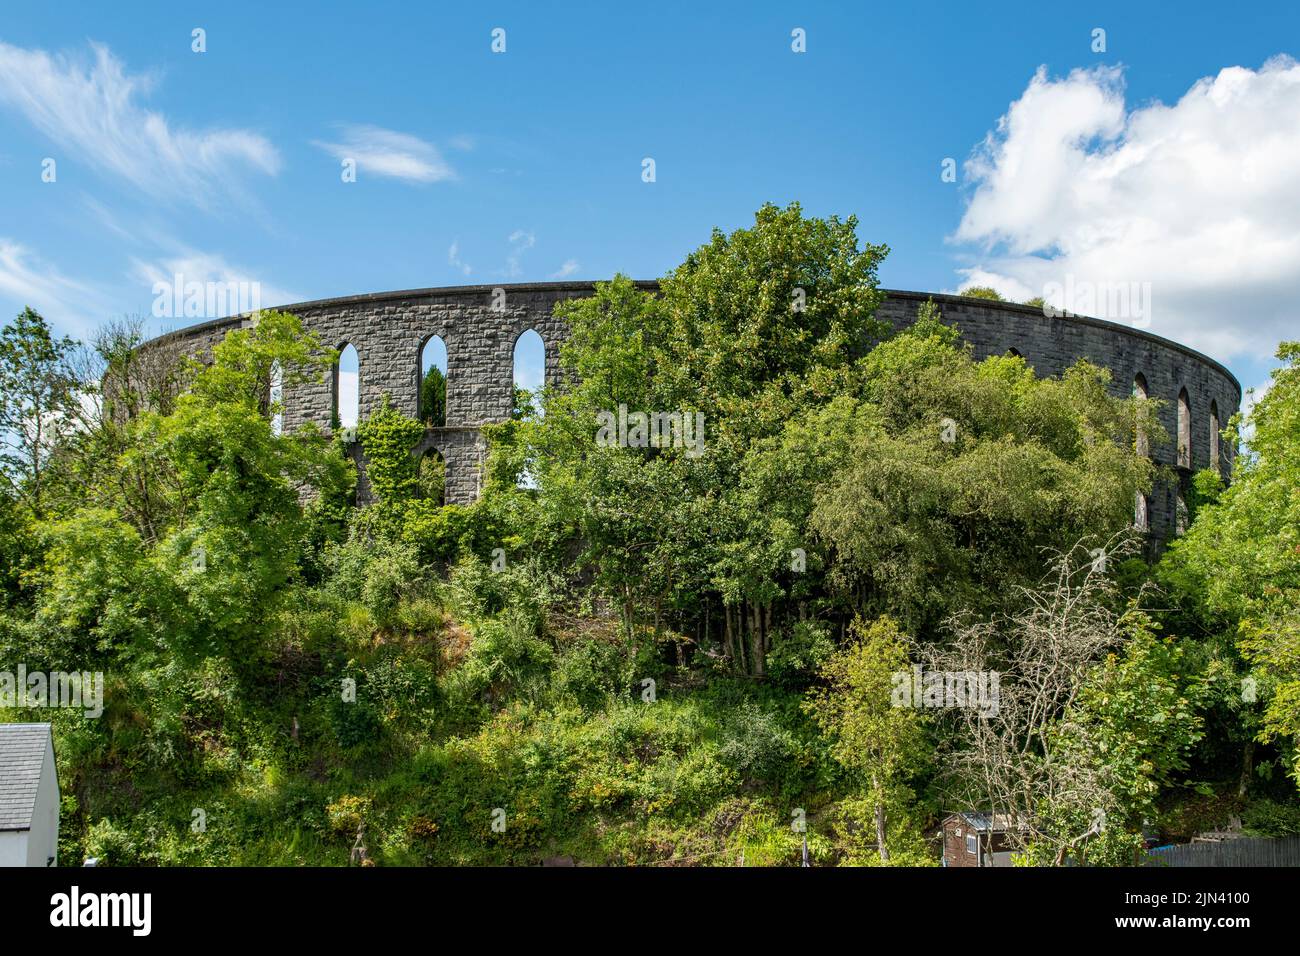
left=141, top=282, right=1241, bottom=542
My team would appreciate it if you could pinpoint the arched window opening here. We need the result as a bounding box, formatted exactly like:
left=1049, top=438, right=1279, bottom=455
left=419, top=335, right=448, bottom=427
left=1176, top=489, right=1189, bottom=535
left=334, top=343, right=360, bottom=431
left=1209, top=400, right=1221, bottom=472
left=269, top=360, right=283, bottom=437
left=512, top=329, right=545, bottom=420
left=418, top=447, right=445, bottom=506
left=1133, top=373, right=1149, bottom=457
left=1006, top=347, right=1022, bottom=358
left=1177, top=387, right=1191, bottom=469
left=1132, top=374, right=1151, bottom=530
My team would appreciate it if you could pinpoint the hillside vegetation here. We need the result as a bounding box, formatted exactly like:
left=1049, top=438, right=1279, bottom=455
left=2, top=204, right=1297, bottom=865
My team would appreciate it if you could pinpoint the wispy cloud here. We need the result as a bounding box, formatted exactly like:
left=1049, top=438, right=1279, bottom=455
left=0, top=41, right=280, bottom=205
left=129, top=250, right=303, bottom=316
left=79, top=195, right=138, bottom=242
left=448, top=240, right=472, bottom=276
left=314, top=124, right=455, bottom=183
left=550, top=259, right=580, bottom=279
left=0, top=239, right=103, bottom=334
left=504, top=230, right=535, bottom=277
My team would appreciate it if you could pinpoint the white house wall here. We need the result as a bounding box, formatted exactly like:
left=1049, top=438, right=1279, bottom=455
left=26, top=737, right=59, bottom=866
left=0, top=831, right=26, bottom=867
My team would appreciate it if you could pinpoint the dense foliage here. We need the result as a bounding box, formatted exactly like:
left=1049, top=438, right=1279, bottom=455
left=0, top=204, right=1295, bottom=865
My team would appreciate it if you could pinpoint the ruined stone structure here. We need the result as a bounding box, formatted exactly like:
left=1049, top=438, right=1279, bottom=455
left=141, top=281, right=1240, bottom=543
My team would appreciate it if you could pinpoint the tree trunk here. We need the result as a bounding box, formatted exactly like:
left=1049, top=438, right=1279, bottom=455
left=724, top=603, right=735, bottom=666
left=1238, top=740, right=1255, bottom=799
left=872, top=774, right=889, bottom=863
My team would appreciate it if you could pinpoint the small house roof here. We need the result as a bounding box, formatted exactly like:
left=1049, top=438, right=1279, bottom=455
left=944, top=811, right=1029, bottom=834
left=0, top=723, right=53, bottom=832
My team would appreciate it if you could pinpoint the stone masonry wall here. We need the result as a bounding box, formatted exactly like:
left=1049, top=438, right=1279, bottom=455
left=140, top=282, right=1240, bottom=544
left=876, top=292, right=1241, bottom=543
left=281, top=283, right=583, bottom=507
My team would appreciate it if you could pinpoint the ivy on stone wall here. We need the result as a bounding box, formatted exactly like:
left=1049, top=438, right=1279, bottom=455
left=356, top=395, right=425, bottom=503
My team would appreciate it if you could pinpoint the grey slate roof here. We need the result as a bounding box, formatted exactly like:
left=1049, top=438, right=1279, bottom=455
left=0, top=723, right=52, bottom=831
left=946, top=811, right=1030, bottom=833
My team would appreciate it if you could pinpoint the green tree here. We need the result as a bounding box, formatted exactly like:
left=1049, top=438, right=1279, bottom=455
left=32, top=310, right=350, bottom=667
left=420, top=365, right=446, bottom=427
left=0, top=490, right=28, bottom=606
left=0, top=307, right=81, bottom=515
left=772, top=301, right=1159, bottom=633
left=523, top=203, right=890, bottom=670
left=805, top=616, right=930, bottom=862
left=515, top=208, right=1155, bottom=677
left=958, top=286, right=1003, bottom=301
left=1044, top=625, right=1205, bottom=865
left=1162, top=341, right=1300, bottom=785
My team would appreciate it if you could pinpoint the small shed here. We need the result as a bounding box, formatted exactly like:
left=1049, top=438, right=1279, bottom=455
left=941, top=812, right=1027, bottom=867
left=0, top=723, right=60, bottom=867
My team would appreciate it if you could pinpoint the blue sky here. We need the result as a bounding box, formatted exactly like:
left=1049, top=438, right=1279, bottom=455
left=1, top=0, right=1297, bottom=408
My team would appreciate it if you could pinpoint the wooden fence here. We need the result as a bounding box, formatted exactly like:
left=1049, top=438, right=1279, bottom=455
left=1145, top=836, right=1300, bottom=867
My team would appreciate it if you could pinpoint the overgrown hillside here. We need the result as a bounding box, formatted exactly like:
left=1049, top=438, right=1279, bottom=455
left=2, top=205, right=1297, bottom=865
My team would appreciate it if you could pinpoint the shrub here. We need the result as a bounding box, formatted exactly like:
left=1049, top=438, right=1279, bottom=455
left=328, top=686, right=384, bottom=750
left=326, top=794, right=372, bottom=835
left=765, top=620, right=835, bottom=689
left=363, top=653, right=442, bottom=732
left=448, top=607, right=554, bottom=708
left=1243, top=798, right=1300, bottom=836
left=359, top=543, right=423, bottom=627
left=441, top=553, right=560, bottom=628
left=402, top=499, right=505, bottom=566
left=552, top=636, right=630, bottom=712
left=959, top=285, right=1004, bottom=301
left=83, top=818, right=144, bottom=866
left=321, top=536, right=424, bottom=628
left=716, top=700, right=797, bottom=783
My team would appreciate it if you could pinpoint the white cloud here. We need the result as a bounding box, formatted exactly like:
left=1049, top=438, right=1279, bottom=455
left=129, top=251, right=303, bottom=318
left=504, top=230, right=535, bottom=277
left=952, top=56, right=1300, bottom=362
left=946, top=269, right=1034, bottom=302
left=550, top=259, right=580, bottom=279
left=0, top=239, right=101, bottom=333
left=0, top=41, right=279, bottom=204
left=448, top=240, right=472, bottom=276
left=314, top=124, right=454, bottom=183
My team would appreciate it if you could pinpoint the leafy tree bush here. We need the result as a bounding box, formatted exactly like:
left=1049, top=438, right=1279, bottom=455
left=420, top=365, right=446, bottom=427
left=805, top=616, right=930, bottom=862
left=958, top=285, right=1004, bottom=301
left=1162, top=341, right=1300, bottom=786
